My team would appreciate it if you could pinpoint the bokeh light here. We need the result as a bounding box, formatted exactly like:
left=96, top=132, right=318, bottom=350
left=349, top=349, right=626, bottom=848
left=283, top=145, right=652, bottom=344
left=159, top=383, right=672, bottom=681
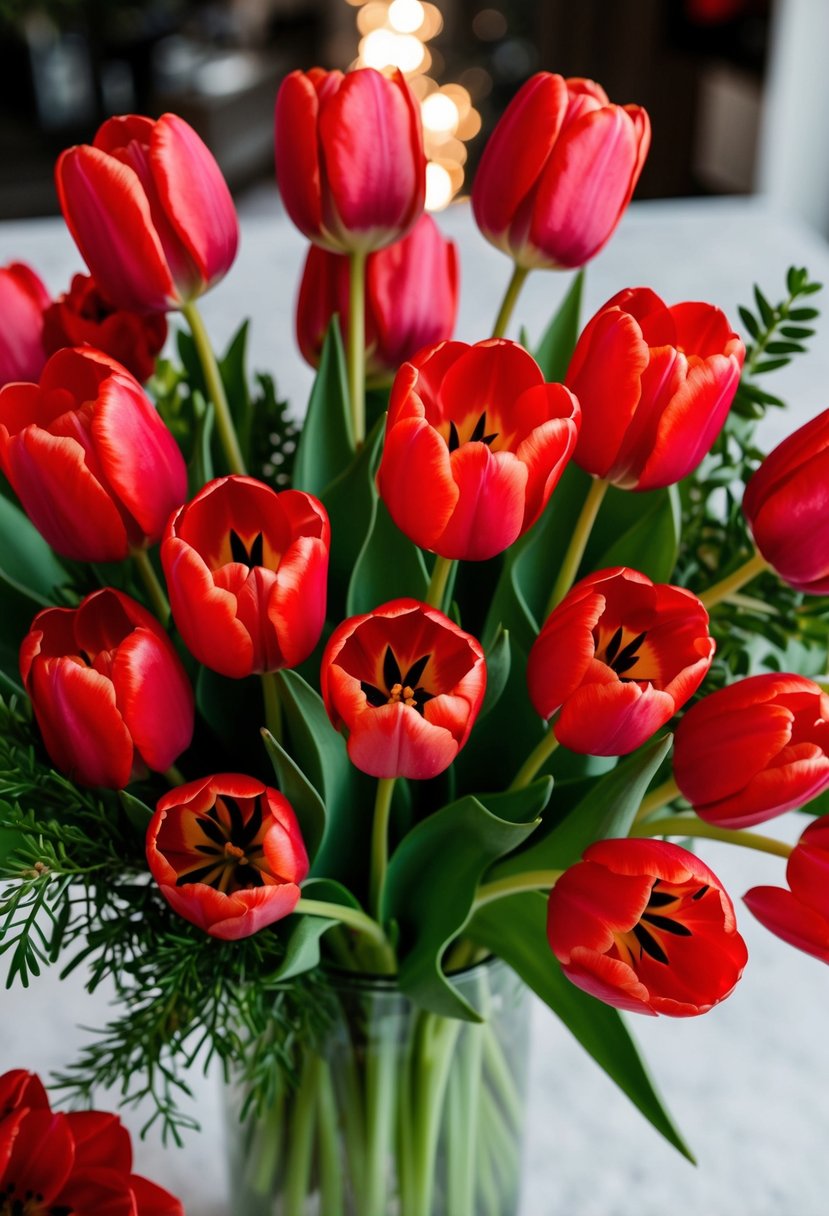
left=388, top=0, right=425, bottom=34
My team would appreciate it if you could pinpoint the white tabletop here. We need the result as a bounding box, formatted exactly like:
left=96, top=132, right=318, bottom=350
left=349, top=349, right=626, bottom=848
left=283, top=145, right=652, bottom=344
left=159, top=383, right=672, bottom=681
left=3, top=193, right=829, bottom=1215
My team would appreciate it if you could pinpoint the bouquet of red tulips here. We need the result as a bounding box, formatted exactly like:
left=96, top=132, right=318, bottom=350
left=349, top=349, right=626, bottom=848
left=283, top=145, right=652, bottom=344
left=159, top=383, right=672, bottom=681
left=1, top=64, right=828, bottom=1216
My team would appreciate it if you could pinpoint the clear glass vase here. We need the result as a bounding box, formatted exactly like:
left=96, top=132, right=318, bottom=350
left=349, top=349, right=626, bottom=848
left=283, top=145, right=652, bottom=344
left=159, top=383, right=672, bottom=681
left=225, top=959, right=530, bottom=1216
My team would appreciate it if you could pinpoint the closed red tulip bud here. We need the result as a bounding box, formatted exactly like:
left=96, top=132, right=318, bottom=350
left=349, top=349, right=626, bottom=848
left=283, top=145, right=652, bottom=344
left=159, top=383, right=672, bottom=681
left=0, top=261, right=50, bottom=385
left=321, top=598, right=486, bottom=780
left=20, top=588, right=194, bottom=789
left=147, top=774, right=308, bottom=940
left=472, top=73, right=650, bottom=270
left=674, top=674, right=829, bottom=828
left=56, top=113, right=238, bottom=314
left=0, top=346, right=187, bottom=562
left=275, top=67, right=425, bottom=254
left=43, top=272, right=167, bottom=382
left=377, top=339, right=580, bottom=561
left=566, top=287, right=745, bottom=490
left=743, top=408, right=829, bottom=593
left=744, top=817, right=829, bottom=964
left=162, top=475, right=330, bottom=679
left=547, top=838, right=748, bottom=1016
left=528, top=568, right=714, bottom=755
left=296, top=213, right=459, bottom=383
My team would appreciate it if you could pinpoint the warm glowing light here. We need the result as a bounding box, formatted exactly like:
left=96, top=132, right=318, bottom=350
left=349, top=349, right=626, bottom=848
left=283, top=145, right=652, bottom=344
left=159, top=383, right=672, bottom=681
left=421, top=92, right=459, bottom=134
left=360, top=29, right=426, bottom=72
left=425, top=162, right=454, bottom=211
left=357, top=2, right=390, bottom=35
left=388, top=0, right=424, bottom=33
left=418, top=3, right=444, bottom=39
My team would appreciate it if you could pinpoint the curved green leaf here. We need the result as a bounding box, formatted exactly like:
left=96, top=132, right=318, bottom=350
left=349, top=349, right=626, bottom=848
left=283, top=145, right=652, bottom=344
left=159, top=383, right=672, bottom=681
left=261, top=727, right=326, bottom=861
left=347, top=498, right=429, bottom=618
left=321, top=416, right=383, bottom=622
left=275, top=877, right=361, bottom=982
left=532, top=269, right=584, bottom=382
left=293, top=319, right=354, bottom=496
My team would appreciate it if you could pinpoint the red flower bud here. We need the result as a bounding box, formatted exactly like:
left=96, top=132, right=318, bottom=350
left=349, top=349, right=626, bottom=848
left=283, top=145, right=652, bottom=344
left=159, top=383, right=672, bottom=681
left=472, top=73, right=650, bottom=270
left=56, top=113, right=238, bottom=314
left=566, top=287, right=745, bottom=490
left=43, top=272, right=167, bottom=382
left=296, top=214, right=459, bottom=383
left=275, top=67, right=425, bottom=254
left=674, top=674, right=829, bottom=828
left=20, top=588, right=194, bottom=789
left=528, top=568, right=714, bottom=755
left=147, top=774, right=308, bottom=940
left=162, top=475, right=330, bottom=679
left=743, top=408, right=829, bottom=593
left=0, top=261, right=50, bottom=386
left=547, top=838, right=748, bottom=1016
left=0, top=346, right=187, bottom=562
left=744, top=817, right=829, bottom=964
left=377, top=339, right=580, bottom=561
left=321, top=598, right=486, bottom=779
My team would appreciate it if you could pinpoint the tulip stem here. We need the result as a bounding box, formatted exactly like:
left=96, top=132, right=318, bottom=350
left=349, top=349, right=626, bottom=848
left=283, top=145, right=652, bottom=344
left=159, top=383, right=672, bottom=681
left=295, top=897, right=395, bottom=959
left=633, top=776, right=682, bottom=823
left=181, top=300, right=247, bottom=476
left=370, top=776, right=396, bottom=922
left=545, top=477, right=609, bottom=619
left=699, top=550, right=769, bottom=610
left=509, top=722, right=559, bottom=790
left=164, top=765, right=186, bottom=786
left=347, top=250, right=367, bottom=447
left=261, top=671, right=283, bottom=747
left=474, top=869, right=563, bottom=910
left=491, top=264, right=529, bottom=339
left=425, top=554, right=456, bottom=612
left=630, top=815, right=792, bottom=859
left=130, top=548, right=170, bottom=626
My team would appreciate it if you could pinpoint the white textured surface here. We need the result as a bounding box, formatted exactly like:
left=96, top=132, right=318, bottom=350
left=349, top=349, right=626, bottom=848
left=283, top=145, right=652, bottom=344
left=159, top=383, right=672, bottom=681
left=3, top=196, right=829, bottom=1214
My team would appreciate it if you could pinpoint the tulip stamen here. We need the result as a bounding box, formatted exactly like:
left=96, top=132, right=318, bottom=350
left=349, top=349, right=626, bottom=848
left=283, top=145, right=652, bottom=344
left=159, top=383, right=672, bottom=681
left=447, top=412, right=499, bottom=453
left=595, top=627, right=649, bottom=680
left=229, top=528, right=265, bottom=568
left=360, top=647, right=435, bottom=716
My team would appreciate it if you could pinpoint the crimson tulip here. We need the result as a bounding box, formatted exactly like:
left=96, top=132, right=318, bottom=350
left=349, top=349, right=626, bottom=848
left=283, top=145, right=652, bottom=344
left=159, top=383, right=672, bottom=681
left=744, top=817, right=829, bottom=964
left=147, top=774, right=308, bottom=940
left=0, top=1068, right=184, bottom=1215
left=673, top=673, right=829, bottom=828
left=566, top=287, right=745, bottom=490
left=547, top=838, right=748, bottom=1016
left=43, top=271, right=167, bottom=382
left=743, top=407, right=829, bottom=593
left=377, top=339, right=581, bottom=561
left=528, top=567, right=714, bottom=755
left=296, top=213, right=459, bottom=383
left=275, top=67, right=425, bottom=254
left=0, top=346, right=187, bottom=562
left=20, top=588, right=194, bottom=789
left=321, top=598, right=486, bottom=779
left=162, top=475, right=330, bottom=679
left=472, top=73, right=650, bottom=270
left=56, top=113, right=238, bottom=314
left=0, top=261, right=50, bottom=386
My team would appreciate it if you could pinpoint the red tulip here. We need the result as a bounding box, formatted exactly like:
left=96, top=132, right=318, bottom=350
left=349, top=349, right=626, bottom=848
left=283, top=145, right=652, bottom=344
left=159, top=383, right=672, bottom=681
left=472, top=73, right=650, bottom=270
left=43, top=271, right=167, bottom=382
left=0, top=261, right=50, bottom=386
left=528, top=568, right=714, bottom=755
left=743, top=408, right=829, bottom=593
left=296, top=213, right=459, bottom=383
left=162, top=475, right=330, bottom=679
left=0, top=346, right=187, bottom=562
left=547, top=838, right=748, bottom=1016
left=147, top=774, right=308, bottom=940
left=0, top=1069, right=184, bottom=1215
left=674, top=674, right=829, bottom=828
left=321, top=598, right=486, bottom=779
left=275, top=67, right=425, bottom=254
left=377, top=339, right=580, bottom=561
left=744, top=817, right=829, bottom=964
left=20, top=588, right=194, bottom=789
left=566, top=287, right=745, bottom=490
left=56, top=113, right=238, bottom=314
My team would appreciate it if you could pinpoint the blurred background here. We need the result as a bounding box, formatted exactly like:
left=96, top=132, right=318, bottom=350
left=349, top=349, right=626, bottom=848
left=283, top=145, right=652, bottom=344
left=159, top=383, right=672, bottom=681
left=1, top=0, right=826, bottom=235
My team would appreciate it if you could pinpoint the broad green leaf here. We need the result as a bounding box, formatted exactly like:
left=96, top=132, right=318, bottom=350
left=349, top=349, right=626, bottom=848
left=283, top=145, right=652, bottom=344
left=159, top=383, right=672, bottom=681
left=321, top=416, right=384, bottom=623
left=118, top=791, right=154, bottom=836
left=468, top=892, right=693, bottom=1160
left=346, top=498, right=429, bottom=618
left=293, top=319, right=354, bottom=497
left=261, top=727, right=326, bottom=860
left=587, top=484, right=681, bottom=583
left=219, top=320, right=253, bottom=459
left=0, top=494, right=67, bottom=603
left=275, top=877, right=361, bottom=981
left=383, top=793, right=542, bottom=1020
left=479, top=626, right=511, bottom=721
left=187, top=391, right=215, bottom=495
left=533, top=269, right=584, bottom=382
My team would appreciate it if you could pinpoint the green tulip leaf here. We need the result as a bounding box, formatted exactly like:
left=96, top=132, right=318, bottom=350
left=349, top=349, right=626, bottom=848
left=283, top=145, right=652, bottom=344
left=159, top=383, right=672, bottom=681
left=346, top=497, right=429, bottom=618
left=321, top=415, right=384, bottom=623
left=587, top=484, right=681, bottom=584
left=118, top=790, right=155, bottom=837
left=293, top=318, right=354, bottom=497
left=261, top=727, right=326, bottom=861
left=275, top=877, right=361, bottom=982
left=0, top=494, right=68, bottom=604
left=532, top=268, right=585, bottom=382
left=479, top=625, right=511, bottom=721
left=219, top=320, right=254, bottom=459
left=187, top=390, right=215, bottom=495
left=468, top=891, right=694, bottom=1161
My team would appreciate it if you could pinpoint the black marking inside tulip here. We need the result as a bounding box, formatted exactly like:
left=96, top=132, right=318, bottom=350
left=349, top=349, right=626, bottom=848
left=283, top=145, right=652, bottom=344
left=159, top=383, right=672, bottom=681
left=448, top=411, right=499, bottom=453
left=599, top=627, right=647, bottom=680
left=361, top=645, right=435, bottom=714
left=630, top=879, right=695, bottom=964
left=176, top=796, right=267, bottom=890
left=230, top=528, right=264, bottom=568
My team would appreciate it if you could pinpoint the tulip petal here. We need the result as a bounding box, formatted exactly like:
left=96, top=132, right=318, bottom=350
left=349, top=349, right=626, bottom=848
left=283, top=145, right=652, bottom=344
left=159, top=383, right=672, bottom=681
left=435, top=443, right=527, bottom=560
left=564, top=947, right=656, bottom=1015
left=747, top=444, right=829, bottom=592
left=129, top=1174, right=185, bottom=1216
left=378, top=415, right=458, bottom=551
left=348, top=703, right=459, bottom=780
left=163, top=536, right=254, bottom=678
left=275, top=73, right=326, bottom=242
left=111, top=628, right=193, bottom=772
left=269, top=534, right=328, bottom=668
left=555, top=680, right=674, bottom=755
left=5, top=1111, right=75, bottom=1198
left=744, top=885, right=829, bottom=963
left=528, top=591, right=604, bottom=720
left=66, top=1110, right=132, bottom=1173
left=675, top=701, right=795, bottom=810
